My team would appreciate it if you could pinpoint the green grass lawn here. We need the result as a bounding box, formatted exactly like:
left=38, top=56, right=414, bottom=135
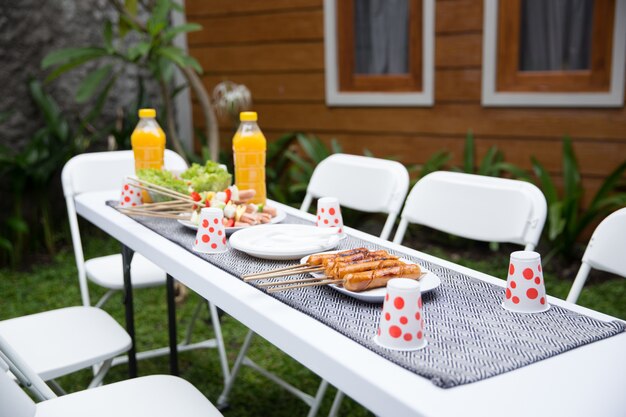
left=1, top=229, right=624, bottom=416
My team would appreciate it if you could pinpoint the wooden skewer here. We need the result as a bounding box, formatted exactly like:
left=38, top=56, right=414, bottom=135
left=119, top=205, right=191, bottom=215
left=143, top=201, right=194, bottom=210
left=243, top=263, right=309, bottom=279
left=257, top=276, right=328, bottom=288
left=120, top=209, right=191, bottom=220
left=243, top=265, right=323, bottom=281
left=267, top=279, right=342, bottom=293
left=134, top=183, right=197, bottom=204
left=266, top=272, right=427, bottom=293
left=127, top=177, right=191, bottom=200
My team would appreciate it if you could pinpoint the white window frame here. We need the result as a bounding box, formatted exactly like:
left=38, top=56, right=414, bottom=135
left=482, top=0, right=626, bottom=108
left=324, top=0, right=435, bottom=107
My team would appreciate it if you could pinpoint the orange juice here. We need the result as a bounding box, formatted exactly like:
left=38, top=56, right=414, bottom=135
left=232, top=111, right=266, bottom=204
left=131, top=108, right=166, bottom=171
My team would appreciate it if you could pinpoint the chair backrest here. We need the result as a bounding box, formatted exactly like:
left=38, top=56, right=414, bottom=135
left=61, top=150, right=188, bottom=306
left=393, top=171, right=547, bottom=250
left=566, top=207, right=626, bottom=303
left=61, top=149, right=187, bottom=197
left=300, top=153, right=410, bottom=240
left=0, top=333, right=56, bottom=413
left=581, top=208, right=626, bottom=277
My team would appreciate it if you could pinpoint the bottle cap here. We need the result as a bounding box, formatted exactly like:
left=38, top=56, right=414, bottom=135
left=138, top=108, right=156, bottom=118
left=240, top=111, right=257, bottom=122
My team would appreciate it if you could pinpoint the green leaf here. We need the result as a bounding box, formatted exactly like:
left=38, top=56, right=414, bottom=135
left=562, top=137, right=581, bottom=200
left=463, top=130, right=475, bottom=173
left=588, top=161, right=626, bottom=211
left=148, top=0, right=171, bottom=35
left=478, top=146, right=498, bottom=176
left=29, top=80, right=66, bottom=140
left=84, top=73, right=118, bottom=124
left=548, top=202, right=565, bottom=241
left=103, top=20, right=113, bottom=52
left=42, top=47, right=107, bottom=69
left=44, top=54, right=100, bottom=83
left=182, top=55, right=203, bottom=74
left=126, top=0, right=138, bottom=15
left=163, top=23, right=202, bottom=43
left=0, top=237, right=12, bottom=253
left=6, top=216, right=28, bottom=234
left=493, top=162, right=532, bottom=181
left=75, top=65, right=112, bottom=103
left=531, top=157, right=557, bottom=206
left=330, top=138, right=343, bottom=154
left=156, top=46, right=187, bottom=66
left=127, top=41, right=152, bottom=61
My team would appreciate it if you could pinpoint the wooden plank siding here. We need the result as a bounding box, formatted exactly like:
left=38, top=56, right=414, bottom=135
left=185, top=0, right=626, bottom=204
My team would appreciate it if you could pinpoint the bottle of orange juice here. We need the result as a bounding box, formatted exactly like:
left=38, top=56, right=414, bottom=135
left=232, top=111, right=266, bottom=204
left=131, top=108, right=166, bottom=171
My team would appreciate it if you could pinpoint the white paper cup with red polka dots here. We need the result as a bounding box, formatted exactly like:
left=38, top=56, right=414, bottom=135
left=118, top=182, right=143, bottom=208
left=192, top=208, right=228, bottom=254
left=502, top=251, right=549, bottom=313
left=374, top=278, right=427, bottom=351
left=316, top=197, right=344, bottom=236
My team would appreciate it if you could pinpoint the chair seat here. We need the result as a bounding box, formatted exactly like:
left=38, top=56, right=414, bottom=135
left=35, top=375, right=223, bottom=417
left=0, top=307, right=130, bottom=381
left=85, top=253, right=166, bottom=290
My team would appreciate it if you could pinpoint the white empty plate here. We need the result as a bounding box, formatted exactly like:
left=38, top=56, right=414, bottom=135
left=229, top=224, right=343, bottom=260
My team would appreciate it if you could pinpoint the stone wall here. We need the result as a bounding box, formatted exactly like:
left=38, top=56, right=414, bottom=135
left=0, top=0, right=160, bottom=150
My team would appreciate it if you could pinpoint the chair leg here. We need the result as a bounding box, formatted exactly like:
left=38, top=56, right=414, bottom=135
left=217, top=329, right=256, bottom=408
left=306, top=379, right=330, bottom=417
left=566, top=263, right=591, bottom=304
left=181, top=298, right=205, bottom=346
left=208, top=301, right=231, bottom=385
left=87, top=359, right=112, bottom=389
left=94, top=289, right=117, bottom=309
left=47, top=379, right=67, bottom=396
left=327, top=390, right=345, bottom=417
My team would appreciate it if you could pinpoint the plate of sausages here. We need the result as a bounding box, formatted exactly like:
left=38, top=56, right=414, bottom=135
left=300, top=248, right=441, bottom=303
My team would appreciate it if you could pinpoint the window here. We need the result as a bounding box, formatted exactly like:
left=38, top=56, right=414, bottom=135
left=324, top=0, right=434, bottom=106
left=482, top=0, right=626, bottom=107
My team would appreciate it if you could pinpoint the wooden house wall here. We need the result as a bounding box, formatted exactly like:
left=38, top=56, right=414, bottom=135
left=185, top=0, right=626, bottom=205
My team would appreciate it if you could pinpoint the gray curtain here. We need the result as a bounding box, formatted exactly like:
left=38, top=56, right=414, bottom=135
left=520, top=0, right=595, bottom=71
left=354, top=0, right=409, bottom=74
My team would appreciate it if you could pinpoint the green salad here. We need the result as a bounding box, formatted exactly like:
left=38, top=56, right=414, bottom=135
left=136, top=169, right=188, bottom=194
left=180, top=161, right=232, bottom=192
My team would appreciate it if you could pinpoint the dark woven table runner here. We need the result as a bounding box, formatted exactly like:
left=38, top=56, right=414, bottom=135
left=111, top=204, right=624, bottom=388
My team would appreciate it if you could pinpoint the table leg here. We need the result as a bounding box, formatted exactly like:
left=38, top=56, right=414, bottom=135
left=121, top=244, right=137, bottom=378
left=165, top=274, right=179, bottom=375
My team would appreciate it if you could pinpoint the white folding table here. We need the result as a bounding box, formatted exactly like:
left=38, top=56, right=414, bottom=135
left=75, top=190, right=626, bottom=417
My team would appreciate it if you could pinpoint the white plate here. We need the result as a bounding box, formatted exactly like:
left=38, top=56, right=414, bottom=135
left=229, top=224, right=343, bottom=260
left=300, top=252, right=441, bottom=303
left=177, top=206, right=286, bottom=235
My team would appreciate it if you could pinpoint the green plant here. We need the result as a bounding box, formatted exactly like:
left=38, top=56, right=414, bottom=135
left=265, top=133, right=342, bottom=206
left=532, top=137, right=626, bottom=261
left=454, top=130, right=530, bottom=179
left=0, top=81, right=90, bottom=267
left=41, top=0, right=220, bottom=161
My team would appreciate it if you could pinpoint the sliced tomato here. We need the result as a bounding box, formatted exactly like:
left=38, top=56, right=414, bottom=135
left=205, top=199, right=211, bottom=207
left=190, top=191, right=202, bottom=202
left=224, top=188, right=232, bottom=204
left=223, top=218, right=235, bottom=227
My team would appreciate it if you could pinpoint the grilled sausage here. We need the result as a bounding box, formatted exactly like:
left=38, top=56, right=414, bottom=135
left=307, top=247, right=369, bottom=266
left=342, top=264, right=422, bottom=292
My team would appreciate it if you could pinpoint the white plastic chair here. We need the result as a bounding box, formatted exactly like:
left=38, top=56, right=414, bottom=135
left=0, top=335, right=223, bottom=417
left=219, top=153, right=410, bottom=416
left=566, top=208, right=626, bottom=304
left=0, top=307, right=130, bottom=393
left=61, top=150, right=229, bottom=380
left=393, top=171, right=547, bottom=251
left=301, top=153, right=410, bottom=240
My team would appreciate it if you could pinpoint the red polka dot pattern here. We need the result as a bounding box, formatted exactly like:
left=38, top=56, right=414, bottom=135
left=534, top=277, right=541, bottom=285
left=202, top=235, right=210, bottom=243
left=523, top=268, right=534, bottom=279
left=527, top=288, right=538, bottom=299
left=509, top=263, right=515, bottom=275
left=202, top=219, right=209, bottom=228
left=506, top=288, right=511, bottom=299
left=403, top=333, right=413, bottom=341
left=394, top=297, right=405, bottom=310
left=400, top=316, right=408, bottom=324
left=389, top=326, right=401, bottom=338
left=510, top=281, right=517, bottom=289
left=385, top=312, right=390, bottom=321
left=512, top=296, right=520, bottom=304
